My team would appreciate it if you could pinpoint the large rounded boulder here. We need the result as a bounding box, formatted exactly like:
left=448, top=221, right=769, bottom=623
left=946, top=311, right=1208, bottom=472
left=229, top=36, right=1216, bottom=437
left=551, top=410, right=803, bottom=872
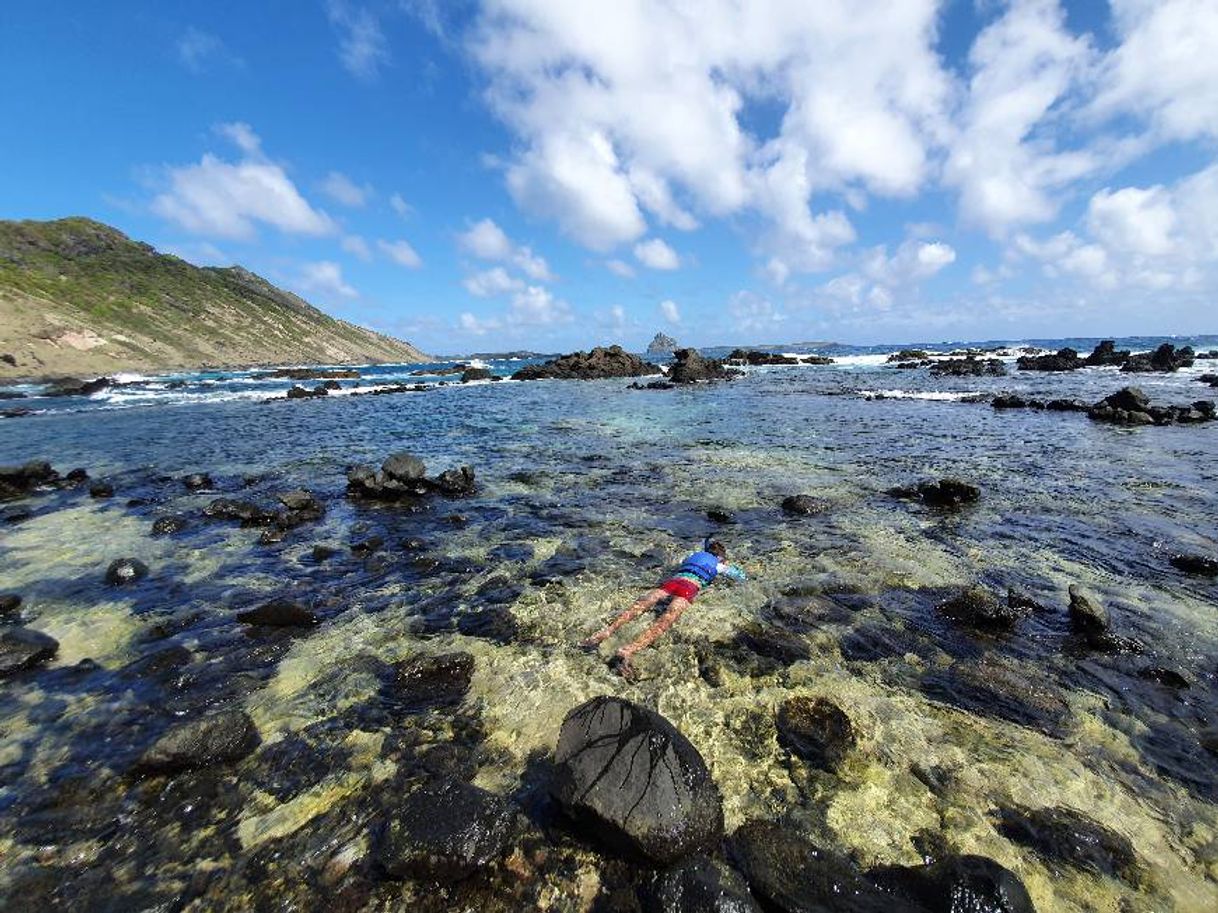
left=551, top=696, right=723, bottom=864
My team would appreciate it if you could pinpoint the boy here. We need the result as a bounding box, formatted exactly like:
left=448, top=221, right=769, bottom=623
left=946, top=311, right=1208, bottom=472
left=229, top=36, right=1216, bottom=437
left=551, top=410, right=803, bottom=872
left=581, top=539, right=747, bottom=680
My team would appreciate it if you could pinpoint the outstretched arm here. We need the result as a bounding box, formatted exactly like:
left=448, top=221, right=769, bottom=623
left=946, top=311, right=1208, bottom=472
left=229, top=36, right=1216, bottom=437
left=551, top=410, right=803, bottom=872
left=718, top=562, right=747, bottom=582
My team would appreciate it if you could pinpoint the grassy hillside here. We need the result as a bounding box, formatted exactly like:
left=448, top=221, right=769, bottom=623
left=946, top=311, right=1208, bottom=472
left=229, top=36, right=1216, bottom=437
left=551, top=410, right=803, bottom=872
left=0, top=217, right=428, bottom=378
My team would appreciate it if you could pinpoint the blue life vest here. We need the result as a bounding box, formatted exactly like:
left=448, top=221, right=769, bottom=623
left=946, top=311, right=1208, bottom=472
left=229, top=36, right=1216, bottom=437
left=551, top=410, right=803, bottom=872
left=678, top=550, right=720, bottom=584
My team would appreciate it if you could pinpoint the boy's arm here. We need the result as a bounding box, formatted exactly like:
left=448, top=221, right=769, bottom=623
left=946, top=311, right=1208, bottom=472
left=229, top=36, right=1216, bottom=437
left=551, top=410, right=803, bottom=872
left=718, top=562, right=747, bottom=582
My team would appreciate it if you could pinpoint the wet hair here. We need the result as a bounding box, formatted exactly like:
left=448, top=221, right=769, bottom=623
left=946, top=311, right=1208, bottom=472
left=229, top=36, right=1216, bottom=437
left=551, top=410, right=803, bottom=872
left=706, top=540, right=727, bottom=559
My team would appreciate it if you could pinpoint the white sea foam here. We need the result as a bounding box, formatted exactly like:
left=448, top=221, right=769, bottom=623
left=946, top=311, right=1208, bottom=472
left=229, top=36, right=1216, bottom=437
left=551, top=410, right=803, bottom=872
left=857, top=389, right=982, bottom=402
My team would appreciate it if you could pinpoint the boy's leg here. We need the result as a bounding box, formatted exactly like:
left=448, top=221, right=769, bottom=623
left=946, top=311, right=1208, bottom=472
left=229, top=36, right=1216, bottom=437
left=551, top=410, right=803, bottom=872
left=615, top=597, right=691, bottom=662
left=581, top=588, right=667, bottom=646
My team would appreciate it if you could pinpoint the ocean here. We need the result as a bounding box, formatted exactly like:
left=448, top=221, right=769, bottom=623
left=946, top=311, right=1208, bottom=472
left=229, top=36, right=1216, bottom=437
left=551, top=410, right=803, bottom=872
left=1, top=334, right=1217, bottom=911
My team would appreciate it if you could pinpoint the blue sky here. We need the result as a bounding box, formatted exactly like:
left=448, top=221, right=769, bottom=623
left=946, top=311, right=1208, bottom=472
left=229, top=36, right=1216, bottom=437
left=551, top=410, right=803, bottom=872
left=1, top=1, right=1215, bottom=353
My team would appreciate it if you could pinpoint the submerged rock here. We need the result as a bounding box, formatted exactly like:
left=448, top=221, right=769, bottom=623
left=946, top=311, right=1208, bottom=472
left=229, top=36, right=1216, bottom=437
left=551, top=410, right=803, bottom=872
left=775, top=696, right=855, bottom=771
left=0, top=627, right=59, bottom=676
left=0, top=593, right=21, bottom=617
left=203, top=497, right=277, bottom=525
left=236, top=598, right=319, bottom=627
left=781, top=494, right=829, bottom=516
left=889, top=478, right=980, bottom=509
left=730, top=820, right=901, bottom=913
left=938, top=586, right=1030, bottom=630
left=151, top=514, right=188, bottom=536
left=0, top=460, right=59, bottom=501
left=375, top=779, right=522, bottom=882
left=1170, top=553, right=1218, bottom=576
left=390, top=651, right=474, bottom=712
left=647, top=855, right=762, bottom=913
left=995, top=804, right=1139, bottom=881
left=551, top=696, right=724, bottom=864
left=182, top=472, right=213, bottom=491
left=513, top=345, right=662, bottom=381
left=105, top=557, right=149, bottom=586
left=347, top=450, right=476, bottom=501
left=135, top=710, right=260, bottom=775
left=89, top=480, right=114, bottom=498
left=923, top=655, right=1071, bottom=737
left=869, top=855, right=1036, bottom=913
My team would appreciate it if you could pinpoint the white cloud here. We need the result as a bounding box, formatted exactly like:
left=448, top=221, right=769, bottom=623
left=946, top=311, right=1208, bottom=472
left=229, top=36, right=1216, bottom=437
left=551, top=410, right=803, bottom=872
left=176, top=28, right=235, bottom=73
left=320, top=171, right=372, bottom=207
left=459, top=284, right=573, bottom=335
left=728, top=291, right=786, bottom=333
left=377, top=238, right=423, bottom=269
left=944, top=0, right=1099, bottom=236
left=341, top=234, right=372, bottom=261
left=470, top=0, right=948, bottom=266
left=299, top=261, right=357, bottom=299
left=390, top=192, right=412, bottom=218
left=659, top=299, right=681, bottom=325
left=606, top=259, right=636, bottom=278
left=151, top=124, right=334, bottom=239
left=1092, top=0, right=1218, bottom=144
left=634, top=238, right=680, bottom=271
left=463, top=266, right=523, bottom=297
left=458, top=217, right=553, bottom=281
left=328, top=2, right=389, bottom=80
left=459, top=312, right=500, bottom=335
left=815, top=238, right=956, bottom=313
left=1086, top=185, right=1176, bottom=257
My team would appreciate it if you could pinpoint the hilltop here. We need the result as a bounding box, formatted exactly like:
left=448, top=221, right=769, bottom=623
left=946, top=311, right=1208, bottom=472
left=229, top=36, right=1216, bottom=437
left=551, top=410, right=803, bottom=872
left=0, top=217, right=427, bottom=378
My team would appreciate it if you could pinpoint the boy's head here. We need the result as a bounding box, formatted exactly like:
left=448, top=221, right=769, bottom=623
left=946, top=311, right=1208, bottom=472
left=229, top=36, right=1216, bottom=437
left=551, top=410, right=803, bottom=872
left=705, top=540, right=727, bottom=560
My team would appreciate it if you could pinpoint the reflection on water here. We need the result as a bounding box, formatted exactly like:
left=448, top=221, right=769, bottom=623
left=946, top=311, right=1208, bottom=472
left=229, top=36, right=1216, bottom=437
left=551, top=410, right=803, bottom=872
left=1, top=340, right=1217, bottom=910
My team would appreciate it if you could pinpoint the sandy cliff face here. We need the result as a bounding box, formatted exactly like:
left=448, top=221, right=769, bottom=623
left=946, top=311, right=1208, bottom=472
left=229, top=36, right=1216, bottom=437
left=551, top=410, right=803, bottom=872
left=0, top=217, right=428, bottom=378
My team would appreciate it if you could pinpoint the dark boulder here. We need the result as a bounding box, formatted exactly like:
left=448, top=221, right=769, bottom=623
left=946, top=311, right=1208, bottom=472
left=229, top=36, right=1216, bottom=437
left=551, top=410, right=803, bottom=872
left=781, top=495, right=828, bottom=516
left=390, top=651, right=474, bottom=712
left=727, top=349, right=800, bottom=366
left=730, top=820, right=907, bottom=913
left=994, top=804, right=1138, bottom=881
left=43, top=376, right=113, bottom=397
left=0, top=460, right=59, bottom=501
left=1083, top=340, right=1130, bottom=367
left=236, top=598, right=319, bottom=627
left=182, top=472, right=213, bottom=491
left=0, top=627, right=59, bottom=677
left=551, top=696, right=724, bottom=864
left=869, top=855, right=1036, bottom=913
left=1044, top=398, right=1089, bottom=412
left=1017, top=348, right=1082, bottom=372
left=350, top=534, right=384, bottom=555
left=512, top=346, right=662, bottom=381
left=886, top=349, right=929, bottom=362
left=992, top=395, right=1041, bottom=410
left=775, top=696, right=855, bottom=771
left=923, top=655, right=1071, bottom=737
left=889, top=478, right=980, bottom=509
left=1067, top=585, right=1108, bottom=636
left=929, top=357, right=1006, bottom=377
left=262, top=367, right=361, bottom=380
left=646, top=855, right=762, bottom=913
left=669, top=349, right=732, bottom=383
left=105, top=557, right=149, bottom=586
left=375, top=779, right=522, bottom=882
left=630, top=380, right=677, bottom=390
left=383, top=451, right=426, bottom=481
left=1121, top=343, right=1194, bottom=373
left=1170, top=553, right=1218, bottom=576
left=134, top=710, right=260, bottom=775
left=732, top=623, right=812, bottom=668
left=203, top=497, right=277, bottom=525
left=278, top=489, right=320, bottom=513
left=460, top=367, right=494, bottom=382
left=430, top=465, right=476, bottom=496
left=938, top=587, right=1030, bottom=630
left=0, top=593, right=21, bottom=617
left=151, top=515, right=188, bottom=536
left=311, top=544, right=339, bottom=562
left=89, top=480, right=114, bottom=498
left=285, top=384, right=328, bottom=399
left=707, top=507, right=736, bottom=524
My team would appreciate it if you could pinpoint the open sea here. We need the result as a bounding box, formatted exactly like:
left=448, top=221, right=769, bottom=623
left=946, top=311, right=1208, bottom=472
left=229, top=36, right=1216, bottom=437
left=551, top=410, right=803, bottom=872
left=2, top=334, right=1217, bottom=911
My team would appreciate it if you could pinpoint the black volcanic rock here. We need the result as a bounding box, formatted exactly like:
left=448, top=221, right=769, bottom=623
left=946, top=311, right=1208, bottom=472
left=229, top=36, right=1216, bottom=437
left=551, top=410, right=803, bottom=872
left=889, top=478, right=980, bottom=509
left=513, top=345, right=661, bottom=381
left=669, top=348, right=732, bottom=383
left=1017, top=348, right=1083, bottom=371
left=1122, top=343, right=1195, bottom=373
left=0, top=627, right=59, bottom=677
left=135, top=710, right=260, bottom=775
left=105, top=557, right=149, bottom=586
left=1083, top=340, right=1130, bottom=366
left=929, top=356, right=1006, bottom=377
left=776, top=696, right=855, bottom=771
left=551, top=696, right=723, bottom=864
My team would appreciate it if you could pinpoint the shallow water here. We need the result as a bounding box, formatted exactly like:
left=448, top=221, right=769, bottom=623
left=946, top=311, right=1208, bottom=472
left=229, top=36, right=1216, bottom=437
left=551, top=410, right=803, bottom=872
left=2, top=337, right=1218, bottom=910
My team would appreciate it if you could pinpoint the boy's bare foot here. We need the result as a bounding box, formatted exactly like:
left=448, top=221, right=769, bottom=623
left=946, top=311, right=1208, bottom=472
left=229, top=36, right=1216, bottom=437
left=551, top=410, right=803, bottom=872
left=610, top=654, right=639, bottom=682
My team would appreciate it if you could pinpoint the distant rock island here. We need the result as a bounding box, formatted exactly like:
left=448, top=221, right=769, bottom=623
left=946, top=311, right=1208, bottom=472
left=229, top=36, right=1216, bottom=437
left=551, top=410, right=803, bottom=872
left=646, top=332, right=679, bottom=354
left=0, top=217, right=428, bottom=378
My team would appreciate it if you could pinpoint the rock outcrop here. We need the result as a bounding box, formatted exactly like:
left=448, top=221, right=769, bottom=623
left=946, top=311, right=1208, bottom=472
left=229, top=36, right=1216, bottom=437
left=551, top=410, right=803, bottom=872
left=1121, top=343, right=1194, bottom=373
left=512, top=346, right=661, bottom=381
left=135, top=710, right=260, bottom=775
left=668, top=348, right=733, bottom=383
left=647, top=332, right=679, bottom=355
left=346, top=451, right=476, bottom=501
left=929, top=356, right=1007, bottom=377
left=1087, top=387, right=1214, bottom=426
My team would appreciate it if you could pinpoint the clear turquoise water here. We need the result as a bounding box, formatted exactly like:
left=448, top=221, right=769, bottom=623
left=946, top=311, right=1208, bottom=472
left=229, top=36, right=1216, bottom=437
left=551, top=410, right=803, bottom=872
left=1, top=337, right=1217, bottom=910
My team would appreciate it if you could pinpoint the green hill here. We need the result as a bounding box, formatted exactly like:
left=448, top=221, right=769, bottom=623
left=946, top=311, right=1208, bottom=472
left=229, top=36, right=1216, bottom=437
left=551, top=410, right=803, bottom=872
left=0, top=217, right=428, bottom=378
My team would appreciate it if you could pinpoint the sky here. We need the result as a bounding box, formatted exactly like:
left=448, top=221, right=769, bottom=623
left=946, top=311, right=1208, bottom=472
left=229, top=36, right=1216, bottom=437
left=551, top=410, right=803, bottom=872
left=1, top=1, right=1216, bottom=353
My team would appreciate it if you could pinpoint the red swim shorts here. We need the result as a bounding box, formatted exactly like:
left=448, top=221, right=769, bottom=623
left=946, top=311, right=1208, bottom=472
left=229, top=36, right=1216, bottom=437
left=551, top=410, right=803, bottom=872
left=660, top=577, right=700, bottom=601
